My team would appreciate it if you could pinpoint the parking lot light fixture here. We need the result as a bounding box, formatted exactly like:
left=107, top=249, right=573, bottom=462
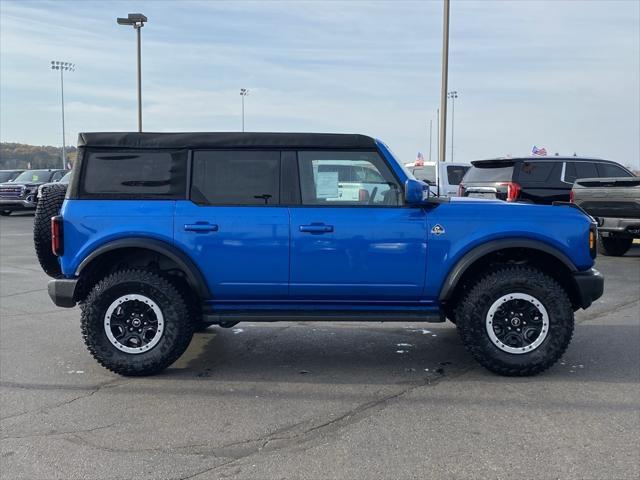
left=50, top=61, right=75, bottom=169
left=117, top=13, right=147, bottom=132
left=240, top=88, right=249, bottom=132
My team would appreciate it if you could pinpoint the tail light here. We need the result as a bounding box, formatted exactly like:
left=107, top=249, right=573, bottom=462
left=457, top=183, right=465, bottom=197
left=569, top=189, right=575, bottom=203
left=497, top=182, right=521, bottom=202
left=51, top=215, right=64, bottom=256
left=358, top=189, right=370, bottom=202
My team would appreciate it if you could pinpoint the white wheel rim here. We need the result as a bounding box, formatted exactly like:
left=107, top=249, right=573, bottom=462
left=104, top=294, right=164, bottom=354
left=486, top=292, right=549, bottom=355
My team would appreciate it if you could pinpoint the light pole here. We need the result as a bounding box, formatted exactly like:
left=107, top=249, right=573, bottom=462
left=117, top=13, right=147, bottom=132
left=438, top=0, right=450, bottom=164
left=50, top=61, right=75, bottom=169
left=428, top=119, right=433, bottom=161
left=447, top=91, right=458, bottom=162
left=240, top=88, right=249, bottom=132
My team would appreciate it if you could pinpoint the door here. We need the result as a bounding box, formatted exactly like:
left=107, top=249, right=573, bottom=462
left=290, top=150, right=428, bottom=301
left=174, top=150, right=289, bottom=301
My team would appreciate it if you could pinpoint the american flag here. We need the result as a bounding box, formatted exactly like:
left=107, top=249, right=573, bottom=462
left=531, top=145, right=548, bottom=156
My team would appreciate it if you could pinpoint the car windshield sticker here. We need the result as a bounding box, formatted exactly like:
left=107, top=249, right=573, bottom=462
left=316, top=171, right=339, bottom=199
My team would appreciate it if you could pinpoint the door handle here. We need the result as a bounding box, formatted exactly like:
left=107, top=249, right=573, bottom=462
left=184, top=222, right=219, bottom=233
left=299, top=224, right=334, bottom=234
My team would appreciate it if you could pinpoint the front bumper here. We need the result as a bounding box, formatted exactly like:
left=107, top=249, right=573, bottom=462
left=48, top=278, right=78, bottom=308
left=596, top=217, right=640, bottom=237
left=0, top=198, right=37, bottom=210
left=573, top=268, right=604, bottom=309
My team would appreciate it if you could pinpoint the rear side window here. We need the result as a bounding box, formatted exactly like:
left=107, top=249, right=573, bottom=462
left=596, top=163, right=632, bottom=178
left=191, top=151, right=280, bottom=206
left=464, top=164, right=514, bottom=182
left=564, top=161, right=598, bottom=183
left=518, top=162, right=554, bottom=183
left=82, top=150, right=187, bottom=198
left=446, top=165, right=469, bottom=185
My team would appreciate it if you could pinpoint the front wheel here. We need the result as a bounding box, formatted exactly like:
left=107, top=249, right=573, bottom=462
left=455, top=266, right=574, bottom=376
left=0, top=210, right=11, bottom=216
left=598, top=234, right=632, bottom=256
left=81, top=269, right=195, bottom=376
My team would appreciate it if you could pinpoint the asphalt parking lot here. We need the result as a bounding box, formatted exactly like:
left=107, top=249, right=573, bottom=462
left=1, top=212, right=638, bottom=480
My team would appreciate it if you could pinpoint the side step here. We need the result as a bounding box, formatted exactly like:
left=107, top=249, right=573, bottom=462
left=202, top=309, right=445, bottom=324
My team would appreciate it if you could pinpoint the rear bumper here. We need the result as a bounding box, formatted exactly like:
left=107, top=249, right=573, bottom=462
left=573, top=268, right=604, bottom=309
left=48, top=278, right=78, bottom=308
left=597, top=217, right=640, bottom=237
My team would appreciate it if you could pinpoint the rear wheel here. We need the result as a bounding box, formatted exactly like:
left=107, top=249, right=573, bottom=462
left=598, top=234, right=632, bottom=256
left=455, top=266, right=574, bottom=376
left=33, top=183, right=67, bottom=277
left=0, top=210, right=11, bottom=216
left=81, top=269, right=195, bottom=376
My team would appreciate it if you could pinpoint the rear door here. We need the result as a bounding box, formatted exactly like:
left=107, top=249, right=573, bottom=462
left=289, top=150, right=427, bottom=301
left=174, top=150, right=289, bottom=301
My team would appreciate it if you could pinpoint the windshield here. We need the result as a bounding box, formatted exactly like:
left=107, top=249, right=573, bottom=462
left=411, top=165, right=436, bottom=184
left=464, top=164, right=514, bottom=182
left=0, top=171, right=19, bottom=183
left=13, top=170, right=52, bottom=183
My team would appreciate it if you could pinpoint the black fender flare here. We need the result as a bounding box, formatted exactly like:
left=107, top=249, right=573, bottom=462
left=76, top=238, right=211, bottom=299
left=438, top=239, right=577, bottom=301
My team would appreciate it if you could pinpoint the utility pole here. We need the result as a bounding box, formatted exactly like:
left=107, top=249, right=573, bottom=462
left=438, top=0, right=450, bottom=164
left=50, top=61, right=75, bottom=169
left=436, top=108, right=440, bottom=162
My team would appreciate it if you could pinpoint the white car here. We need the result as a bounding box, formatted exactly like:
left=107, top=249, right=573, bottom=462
left=405, top=161, right=470, bottom=197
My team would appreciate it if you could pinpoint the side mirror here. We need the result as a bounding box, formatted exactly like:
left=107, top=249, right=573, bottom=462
left=404, top=178, right=429, bottom=205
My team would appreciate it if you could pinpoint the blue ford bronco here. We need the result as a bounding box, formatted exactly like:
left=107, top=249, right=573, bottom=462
left=38, top=132, right=603, bottom=377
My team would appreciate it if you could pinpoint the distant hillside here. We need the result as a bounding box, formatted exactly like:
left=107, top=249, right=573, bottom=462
left=0, top=143, right=77, bottom=169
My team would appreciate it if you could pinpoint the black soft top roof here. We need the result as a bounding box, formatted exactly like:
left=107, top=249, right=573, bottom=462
left=78, top=132, right=378, bottom=150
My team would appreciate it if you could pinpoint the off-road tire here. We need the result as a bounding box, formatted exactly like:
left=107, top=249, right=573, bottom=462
left=33, top=183, right=67, bottom=277
left=455, top=266, right=574, bottom=376
left=598, top=234, right=632, bottom=257
left=0, top=210, right=11, bottom=216
left=81, top=269, right=195, bottom=376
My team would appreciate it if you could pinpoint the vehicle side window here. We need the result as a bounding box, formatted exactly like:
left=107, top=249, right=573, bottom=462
left=297, top=151, right=401, bottom=206
left=574, top=162, right=598, bottom=180
left=596, top=163, right=632, bottom=178
left=563, top=162, right=577, bottom=183
left=191, top=151, right=280, bottom=206
left=446, top=165, right=468, bottom=185
left=82, top=150, right=187, bottom=198
left=518, top=162, right=554, bottom=183
left=51, top=171, right=64, bottom=182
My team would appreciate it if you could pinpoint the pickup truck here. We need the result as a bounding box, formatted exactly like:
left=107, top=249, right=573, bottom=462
left=0, top=169, right=67, bottom=215
left=405, top=160, right=469, bottom=197
left=572, top=176, right=640, bottom=256
left=38, top=132, right=603, bottom=377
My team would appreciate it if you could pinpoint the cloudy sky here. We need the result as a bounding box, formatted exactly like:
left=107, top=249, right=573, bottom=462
left=1, top=0, right=639, bottom=167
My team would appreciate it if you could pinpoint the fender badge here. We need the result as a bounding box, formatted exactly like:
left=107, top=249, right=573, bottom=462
left=431, top=224, right=445, bottom=236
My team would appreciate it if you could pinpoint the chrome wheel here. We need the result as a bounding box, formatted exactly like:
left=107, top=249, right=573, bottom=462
left=104, top=294, right=164, bottom=354
left=486, top=293, right=549, bottom=354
